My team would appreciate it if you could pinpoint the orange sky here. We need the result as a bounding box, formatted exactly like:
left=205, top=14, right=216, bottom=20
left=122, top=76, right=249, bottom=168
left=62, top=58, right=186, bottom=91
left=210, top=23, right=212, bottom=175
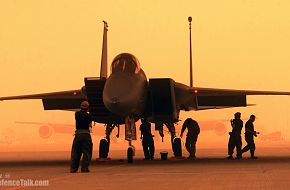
left=0, top=0, right=290, bottom=152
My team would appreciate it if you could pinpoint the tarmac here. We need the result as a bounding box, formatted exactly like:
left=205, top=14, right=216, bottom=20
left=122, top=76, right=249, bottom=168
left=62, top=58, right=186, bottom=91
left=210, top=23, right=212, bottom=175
left=1, top=147, right=290, bottom=190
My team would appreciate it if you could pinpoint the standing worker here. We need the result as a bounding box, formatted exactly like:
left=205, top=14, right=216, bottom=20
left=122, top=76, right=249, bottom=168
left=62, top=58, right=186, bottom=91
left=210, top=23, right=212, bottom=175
left=140, top=118, right=155, bottom=160
left=180, top=118, right=200, bottom=159
left=70, top=101, right=93, bottom=173
left=242, top=115, right=259, bottom=159
left=227, top=112, right=243, bottom=160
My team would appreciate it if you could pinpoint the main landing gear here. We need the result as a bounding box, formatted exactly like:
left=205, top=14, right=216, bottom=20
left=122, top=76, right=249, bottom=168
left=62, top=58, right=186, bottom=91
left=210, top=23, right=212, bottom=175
left=155, top=121, right=182, bottom=158
left=165, top=122, right=182, bottom=158
left=98, top=119, right=182, bottom=162
left=99, top=116, right=137, bottom=163
left=127, top=141, right=135, bottom=163
left=99, top=123, right=119, bottom=159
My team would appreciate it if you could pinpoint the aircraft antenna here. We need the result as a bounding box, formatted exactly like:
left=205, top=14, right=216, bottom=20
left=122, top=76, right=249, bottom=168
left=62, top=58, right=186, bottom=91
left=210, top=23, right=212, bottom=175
left=188, top=16, right=193, bottom=87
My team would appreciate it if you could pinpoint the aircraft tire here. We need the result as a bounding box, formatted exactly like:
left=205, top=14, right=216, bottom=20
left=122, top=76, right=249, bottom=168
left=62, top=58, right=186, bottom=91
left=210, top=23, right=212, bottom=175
left=173, top=137, right=182, bottom=157
left=99, top=139, right=109, bottom=158
left=127, top=147, right=134, bottom=163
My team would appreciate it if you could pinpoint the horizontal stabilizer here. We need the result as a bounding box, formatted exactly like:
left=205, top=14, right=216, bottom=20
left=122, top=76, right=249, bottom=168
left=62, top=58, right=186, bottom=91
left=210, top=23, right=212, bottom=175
left=42, top=98, right=86, bottom=110
left=197, top=95, right=246, bottom=107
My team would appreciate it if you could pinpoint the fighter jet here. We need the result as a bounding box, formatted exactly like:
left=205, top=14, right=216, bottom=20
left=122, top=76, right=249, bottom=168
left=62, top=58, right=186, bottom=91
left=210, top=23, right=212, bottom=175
left=1, top=19, right=290, bottom=162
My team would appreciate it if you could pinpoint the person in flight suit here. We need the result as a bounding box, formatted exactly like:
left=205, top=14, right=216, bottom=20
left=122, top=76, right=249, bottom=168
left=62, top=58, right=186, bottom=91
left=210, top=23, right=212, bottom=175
left=140, top=118, right=155, bottom=160
left=242, top=115, right=259, bottom=159
left=70, top=101, right=93, bottom=173
left=180, top=118, right=200, bottom=159
left=227, top=112, right=243, bottom=160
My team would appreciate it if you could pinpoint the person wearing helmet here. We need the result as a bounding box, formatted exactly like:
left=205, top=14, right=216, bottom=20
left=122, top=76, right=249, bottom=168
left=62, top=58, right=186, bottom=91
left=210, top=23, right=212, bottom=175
left=70, top=101, right=93, bottom=173
left=242, top=115, right=259, bottom=159
left=140, top=118, right=155, bottom=160
left=227, top=112, right=243, bottom=160
left=180, top=118, right=200, bottom=159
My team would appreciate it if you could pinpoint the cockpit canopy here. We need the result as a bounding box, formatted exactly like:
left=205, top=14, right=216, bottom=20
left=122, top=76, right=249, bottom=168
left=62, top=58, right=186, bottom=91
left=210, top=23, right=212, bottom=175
left=111, top=53, right=140, bottom=74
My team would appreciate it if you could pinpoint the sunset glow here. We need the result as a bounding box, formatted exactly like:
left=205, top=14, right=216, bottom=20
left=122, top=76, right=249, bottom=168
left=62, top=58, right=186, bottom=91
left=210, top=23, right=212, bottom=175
left=0, top=0, right=290, bottom=152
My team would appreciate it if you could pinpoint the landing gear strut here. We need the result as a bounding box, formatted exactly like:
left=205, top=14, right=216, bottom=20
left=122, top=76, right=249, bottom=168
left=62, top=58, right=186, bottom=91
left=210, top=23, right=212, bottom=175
left=127, top=141, right=135, bottom=163
left=99, top=139, right=109, bottom=158
left=99, top=123, right=118, bottom=159
left=165, top=122, right=182, bottom=157
left=125, top=116, right=136, bottom=163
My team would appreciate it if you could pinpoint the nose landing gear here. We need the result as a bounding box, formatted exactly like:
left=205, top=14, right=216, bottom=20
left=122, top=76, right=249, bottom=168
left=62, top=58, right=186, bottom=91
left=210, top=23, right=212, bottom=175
left=125, top=116, right=137, bottom=163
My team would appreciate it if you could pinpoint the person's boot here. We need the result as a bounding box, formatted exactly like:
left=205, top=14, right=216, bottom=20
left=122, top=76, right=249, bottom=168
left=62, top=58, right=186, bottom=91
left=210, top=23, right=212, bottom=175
left=235, top=156, right=242, bottom=160
left=70, top=163, right=79, bottom=173
left=188, top=156, right=196, bottom=160
left=81, top=167, right=90, bottom=173
left=227, top=155, right=233, bottom=159
left=187, top=153, right=196, bottom=160
left=70, top=168, right=78, bottom=173
left=241, top=148, right=246, bottom=154
left=250, top=149, right=258, bottom=159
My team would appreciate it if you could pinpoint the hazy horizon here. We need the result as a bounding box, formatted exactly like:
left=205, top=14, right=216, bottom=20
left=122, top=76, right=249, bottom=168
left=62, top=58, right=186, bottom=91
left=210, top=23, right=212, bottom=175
left=0, top=0, right=290, bottom=153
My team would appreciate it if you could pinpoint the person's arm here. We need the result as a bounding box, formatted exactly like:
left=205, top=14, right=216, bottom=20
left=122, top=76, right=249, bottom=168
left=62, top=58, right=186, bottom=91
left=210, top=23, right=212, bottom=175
left=149, top=123, right=154, bottom=137
left=196, top=123, right=200, bottom=135
left=245, top=123, right=255, bottom=135
left=140, top=125, right=143, bottom=139
left=89, top=113, right=93, bottom=128
left=180, top=124, right=186, bottom=138
left=75, top=112, right=79, bottom=129
left=245, top=127, right=254, bottom=134
left=230, top=119, right=236, bottom=129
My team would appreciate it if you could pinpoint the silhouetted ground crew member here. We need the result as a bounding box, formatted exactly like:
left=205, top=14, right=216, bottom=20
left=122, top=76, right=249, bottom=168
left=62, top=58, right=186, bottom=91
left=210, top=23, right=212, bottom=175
left=242, top=115, right=259, bottom=159
left=140, top=118, right=155, bottom=160
left=70, top=101, right=93, bottom=173
left=227, top=112, right=243, bottom=159
left=180, top=118, right=200, bottom=159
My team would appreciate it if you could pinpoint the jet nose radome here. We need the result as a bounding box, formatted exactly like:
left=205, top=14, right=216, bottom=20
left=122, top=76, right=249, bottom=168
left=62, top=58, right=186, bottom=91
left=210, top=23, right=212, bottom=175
left=106, top=96, right=120, bottom=111
left=103, top=72, right=147, bottom=116
left=105, top=97, right=129, bottom=116
left=110, top=97, right=120, bottom=104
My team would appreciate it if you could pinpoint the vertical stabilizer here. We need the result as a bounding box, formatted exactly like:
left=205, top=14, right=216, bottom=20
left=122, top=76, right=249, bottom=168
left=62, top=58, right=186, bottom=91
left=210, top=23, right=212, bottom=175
left=100, top=21, right=108, bottom=80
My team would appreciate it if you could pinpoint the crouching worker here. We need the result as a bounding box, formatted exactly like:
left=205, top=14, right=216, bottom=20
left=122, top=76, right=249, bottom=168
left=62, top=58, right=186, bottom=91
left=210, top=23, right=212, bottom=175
left=70, top=101, right=93, bottom=173
left=180, top=118, right=200, bottom=159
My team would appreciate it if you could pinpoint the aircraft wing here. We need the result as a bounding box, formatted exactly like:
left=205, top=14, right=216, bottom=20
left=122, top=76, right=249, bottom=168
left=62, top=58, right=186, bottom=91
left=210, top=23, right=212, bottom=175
left=192, top=87, right=290, bottom=96
left=0, top=90, right=87, bottom=111
left=174, top=82, right=290, bottom=111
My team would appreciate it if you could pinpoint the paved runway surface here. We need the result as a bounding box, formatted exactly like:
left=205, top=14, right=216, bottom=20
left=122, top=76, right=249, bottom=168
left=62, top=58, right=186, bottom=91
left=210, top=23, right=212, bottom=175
left=1, top=148, right=290, bottom=190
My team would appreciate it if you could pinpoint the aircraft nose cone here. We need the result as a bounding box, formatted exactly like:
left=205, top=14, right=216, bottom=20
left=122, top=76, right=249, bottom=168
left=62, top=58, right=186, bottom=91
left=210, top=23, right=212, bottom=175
left=111, top=97, right=120, bottom=104
left=103, top=73, right=136, bottom=116
left=105, top=96, right=130, bottom=116
left=103, top=72, right=147, bottom=116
